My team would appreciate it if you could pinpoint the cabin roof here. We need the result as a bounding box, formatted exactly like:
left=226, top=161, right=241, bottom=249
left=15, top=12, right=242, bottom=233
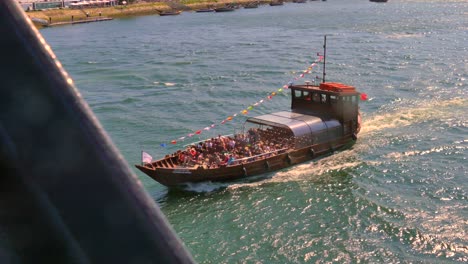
left=290, top=82, right=359, bottom=96
left=246, top=111, right=335, bottom=138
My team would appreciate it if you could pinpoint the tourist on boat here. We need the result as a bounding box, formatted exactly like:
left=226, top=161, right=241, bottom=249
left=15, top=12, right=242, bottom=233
left=190, top=147, right=197, bottom=159
left=228, top=138, right=236, bottom=151
left=244, top=147, right=254, bottom=162
left=177, top=151, right=185, bottom=164
left=248, top=128, right=260, bottom=142
left=219, top=154, right=228, bottom=166
left=197, top=152, right=204, bottom=164
left=170, top=127, right=295, bottom=168
left=214, top=139, right=223, bottom=153
left=206, top=139, right=213, bottom=150
left=209, top=162, right=218, bottom=169
left=197, top=142, right=203, bottom=150
left=183, top=152, right=191, bottom=166
left=227, top=154, right=236, bottom=166
left=214, top=153, right=223, bottom=165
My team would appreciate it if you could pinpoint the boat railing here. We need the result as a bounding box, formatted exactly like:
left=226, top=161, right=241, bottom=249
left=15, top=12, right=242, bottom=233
left=183, top=134, right=235, bottom=148
left=164, top=147, right=289, bottom=169
left=229, top=147, right=289, bottom=166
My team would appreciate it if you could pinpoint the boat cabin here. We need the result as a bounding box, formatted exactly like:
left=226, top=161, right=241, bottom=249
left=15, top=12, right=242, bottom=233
left=290, top=82, right=359, bottom=122
left=243, top=82, right=360, bottom=151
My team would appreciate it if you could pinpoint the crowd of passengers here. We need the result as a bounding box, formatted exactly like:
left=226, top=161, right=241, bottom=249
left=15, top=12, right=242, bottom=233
left=170, top=128, right=293, bottom=168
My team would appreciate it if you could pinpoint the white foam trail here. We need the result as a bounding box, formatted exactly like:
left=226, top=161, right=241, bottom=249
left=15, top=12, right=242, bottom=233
left=384, top=144, right=467, bottom=160
left=361, top=98, right=467, bottom=136
left=228, top=152, right=363, bottom=190
left=183, top=181, right=231, bottom=193
left=226, top=98, right=467, bottom=189
left=385, top=33, right=424, bottom=39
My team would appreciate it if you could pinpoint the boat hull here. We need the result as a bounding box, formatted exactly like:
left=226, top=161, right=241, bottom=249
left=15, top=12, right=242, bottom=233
left=159, top=11, right=181, bottom=16
left=135, top=135, right=355, bottom=187
left=214, top=8, right=235, bottom=12
left=195, top=9, right=215, bottom=12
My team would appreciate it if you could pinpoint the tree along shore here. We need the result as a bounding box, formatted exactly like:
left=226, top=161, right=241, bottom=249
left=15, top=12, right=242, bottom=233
left=27, top=0, right=277, bottom=27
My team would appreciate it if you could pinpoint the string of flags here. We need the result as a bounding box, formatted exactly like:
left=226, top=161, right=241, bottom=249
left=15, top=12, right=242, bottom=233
left=160, top=54, right=326, bottom=147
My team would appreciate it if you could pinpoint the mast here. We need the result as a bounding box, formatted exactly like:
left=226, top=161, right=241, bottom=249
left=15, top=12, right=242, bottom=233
left=322, top=35, right=327, bottom=83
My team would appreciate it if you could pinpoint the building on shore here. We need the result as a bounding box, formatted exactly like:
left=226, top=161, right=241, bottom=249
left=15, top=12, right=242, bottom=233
left=69, top=0, right=118, bottom=9
left=17, top=0, right=117, bottom=11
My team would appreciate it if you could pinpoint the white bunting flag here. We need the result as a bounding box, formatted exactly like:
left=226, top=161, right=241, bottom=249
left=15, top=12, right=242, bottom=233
left=142, top=151, right=153, bottom=164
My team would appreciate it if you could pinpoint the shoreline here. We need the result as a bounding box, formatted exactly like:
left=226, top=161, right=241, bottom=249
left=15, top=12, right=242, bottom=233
left=26, top=0, right=277, bottom=28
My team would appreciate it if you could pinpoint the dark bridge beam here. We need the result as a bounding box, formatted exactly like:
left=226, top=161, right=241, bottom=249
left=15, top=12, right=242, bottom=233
left=0, top=1, right=195, bottom=263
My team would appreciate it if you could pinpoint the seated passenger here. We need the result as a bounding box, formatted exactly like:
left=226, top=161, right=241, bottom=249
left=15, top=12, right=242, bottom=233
left=222, top=154, right=229, bottom=165
left=227, top=154, right=236, bottom=166
left=197, top=152, right=204, bottom=164
left=183, top=154, right=191, bottom=166
left=178, top=151, right=185, bottom=164
left=190, top=147, right=197, bottom=159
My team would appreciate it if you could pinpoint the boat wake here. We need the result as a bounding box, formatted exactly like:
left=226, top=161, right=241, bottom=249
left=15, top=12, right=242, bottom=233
left=224, top=97, right=467, bottom=189
left=182, top=174, right=275, bottom=192
left=384, top=142, right=467, bottom=161
left=360, top=97, right=466, bottom=136
left=385, top=33, right=425, bottom=39
left=152, top=81, right=177, bottom=86
left=169, top=97, right=466, bottom=192
left=182, top=181, right=232, bottom=193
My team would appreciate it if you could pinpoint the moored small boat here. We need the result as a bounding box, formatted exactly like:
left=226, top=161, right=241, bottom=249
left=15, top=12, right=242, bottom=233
left=214, top=7, right=236, bottom=12
left=269, top=1, right=284, bottom=6
left=158, top=10, right=182, bottom=16
left=195, top=8, right=215, bottom=12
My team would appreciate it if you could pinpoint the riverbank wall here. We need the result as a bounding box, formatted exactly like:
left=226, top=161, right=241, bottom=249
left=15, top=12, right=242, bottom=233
left=26, top=0, right=274, bottom=28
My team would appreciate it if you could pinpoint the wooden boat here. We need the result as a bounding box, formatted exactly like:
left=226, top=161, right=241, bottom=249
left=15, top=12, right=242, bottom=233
left=157, top=10, right=182, bottom=16
left=369, top=0, right=388, bottom=2
left=293, top=0, right=307, bottom=3
left=195, top=8, right=215, bottom=12
left=214, top=7, right=236, bottom=12
left=269, top=1, right=284, bottom=6
left=136, top=38, right=363, bottom=187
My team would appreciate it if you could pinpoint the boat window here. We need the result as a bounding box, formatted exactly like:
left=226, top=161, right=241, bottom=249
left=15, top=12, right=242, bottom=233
left=351, top=96, right=357, bottom=103
left=312, top=93, right=320, bottom=102
left=330, top=95, right=337, bottom=104
left=348, top=96, right=354, bottom=103
left=321, top=94, right=327, bottom=104
left=294, top=90, right=302, bottom=98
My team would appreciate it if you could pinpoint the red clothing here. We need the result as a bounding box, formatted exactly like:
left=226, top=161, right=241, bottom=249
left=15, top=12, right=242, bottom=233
left=190, top=148, right=197, bottom=158
left=178, top=153, right=185, bottom=163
